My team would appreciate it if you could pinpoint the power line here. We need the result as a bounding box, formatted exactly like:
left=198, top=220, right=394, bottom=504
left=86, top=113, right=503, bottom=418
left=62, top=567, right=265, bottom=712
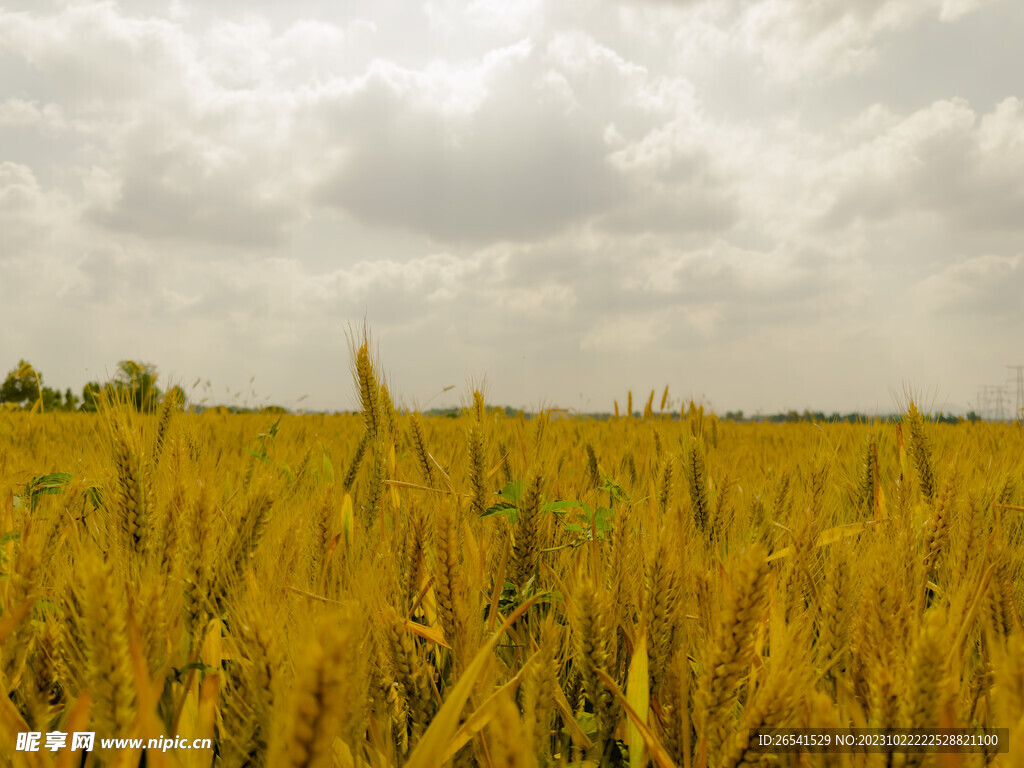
left=973, top=366, right=1024, bottom=422
left=993, top=385, right=1010, bottom=422
left=980, top=384, right=994, bottom=421
left=1009, top=365, right=1024, bottom=421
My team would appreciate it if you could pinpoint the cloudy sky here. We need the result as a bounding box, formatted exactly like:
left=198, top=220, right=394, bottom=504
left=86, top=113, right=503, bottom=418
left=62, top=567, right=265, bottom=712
left=1, top=0, right=1022, bottom=415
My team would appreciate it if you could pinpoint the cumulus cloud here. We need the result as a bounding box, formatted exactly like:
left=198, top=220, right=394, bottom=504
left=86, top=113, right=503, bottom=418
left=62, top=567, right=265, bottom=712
left=0, top=3, right=194, bottom=106
left=0, top=98, right=68, bottom=128
left=917, top=254, right=1024, bottom=318
left=310, top=41, right=627, bottom=243
left=0, top=162, right=45, bottom=245
left=733, top=0, right=1001, bottom=82
left=1, top=4, right=346, bottom=248
left=0, top=0, right=1019, bottom=413
left=818, top=97, right=1024, bottom=236
left=0, top=162, right=72, bottom=261
left=86, top=118, right=306, bottom=247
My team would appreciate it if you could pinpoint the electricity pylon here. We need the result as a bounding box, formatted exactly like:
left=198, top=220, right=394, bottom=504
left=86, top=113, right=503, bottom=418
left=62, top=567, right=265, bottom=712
left=1009, top=365, right=1024, bottom=422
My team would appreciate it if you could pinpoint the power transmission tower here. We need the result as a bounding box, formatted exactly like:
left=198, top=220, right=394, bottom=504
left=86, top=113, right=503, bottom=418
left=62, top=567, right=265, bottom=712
left=1009, top=365, right=1024, bottom=421
left=992, top=385, right=1009, bottom=422
left=980, top=385, right=992, bottom=421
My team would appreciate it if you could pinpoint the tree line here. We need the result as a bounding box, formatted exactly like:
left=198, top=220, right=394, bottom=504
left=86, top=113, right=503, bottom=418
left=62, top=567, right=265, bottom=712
left=0, top=359, right=166, bottom=413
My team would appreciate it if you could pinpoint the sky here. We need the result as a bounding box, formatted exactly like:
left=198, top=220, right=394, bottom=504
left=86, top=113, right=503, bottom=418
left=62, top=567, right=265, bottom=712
left=1, top=0, right=1022, bottom=416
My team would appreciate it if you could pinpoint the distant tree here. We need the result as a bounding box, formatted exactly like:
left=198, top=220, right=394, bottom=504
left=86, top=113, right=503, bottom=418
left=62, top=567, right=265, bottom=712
left=115, top=360, right=160, bottom=412
left=64, top=388, right=80, bottom=411
left=82, top=381, right=102, bottom=412
left=40, top=386, right=62, bottom=412
left=78, top=362, right=161, bottom=413
left=1, top=360, right=42, bottom=408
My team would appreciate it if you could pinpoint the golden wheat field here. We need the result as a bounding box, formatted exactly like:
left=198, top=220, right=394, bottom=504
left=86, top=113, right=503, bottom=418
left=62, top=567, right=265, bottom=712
left=1, top=341, right=1022, bottom=768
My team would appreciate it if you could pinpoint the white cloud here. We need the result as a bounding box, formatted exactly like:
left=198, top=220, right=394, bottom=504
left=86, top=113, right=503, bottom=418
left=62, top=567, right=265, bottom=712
left=0, top=162, right=70, bottom=260
left=938, top=0, right=998, bottom=21
left=0, top=0, right=1019, bottom=413
left=0, top=98, right=66, bottom=128
left=818, top=97, right=1024, bottom=236
left=0, top=3, right=195, bottom=106
left=466, top=0, right=543, bottom=34
left=310, top=40, right=627, bottom=243
left=733, top=0, right=1000, bottom=83
left=86, top=116, right=307, bottom=247
left=917, top=254, right=1024, bottom=317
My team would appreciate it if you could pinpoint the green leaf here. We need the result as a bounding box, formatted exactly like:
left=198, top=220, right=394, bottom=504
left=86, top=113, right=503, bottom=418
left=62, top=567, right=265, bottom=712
left=247, top=448, right=269, bottom=463
left=563, top=504, right=615, bottom=541
left=496, top=480, right=524, bottom=505
left=574, top=711, right=599, bottom=739
left=26, top=472, right=72, bottom=492
left=593, top=506, right=616, bottom=533
left=85, top=486, right=102, bottom=511
left=24, top=472, right=72, bottom=512
left=541, top=499, right=585, bottom=514
left=482, top=501, right=519, bottom=520
left=599, top=470, right=629, bottom=501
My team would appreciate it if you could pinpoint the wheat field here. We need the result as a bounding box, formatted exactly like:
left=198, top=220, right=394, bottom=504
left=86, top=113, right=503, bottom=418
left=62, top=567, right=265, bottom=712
left=0, top=338, right=1022, bottom=767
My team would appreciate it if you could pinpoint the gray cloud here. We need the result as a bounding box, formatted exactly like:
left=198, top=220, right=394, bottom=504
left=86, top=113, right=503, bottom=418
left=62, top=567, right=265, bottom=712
left=86, top=120, right=305, bottom=247
left=0, top=0, right=1020, bottom=414
left=0, top=161, right=48, bottom=257
left=0, top=4, right=193, bottom=107
left=818, top=98, right=1024, bottom=240
left=311, top=47, right=627, bottom=243
left=917, top=254, right=1024, bottom=320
